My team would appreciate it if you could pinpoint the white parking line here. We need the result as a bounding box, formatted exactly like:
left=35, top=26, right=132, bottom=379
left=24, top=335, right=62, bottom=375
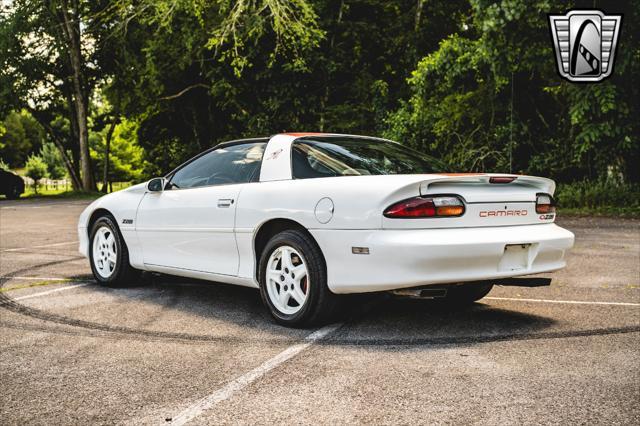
left=11, top=284, right=89, bottom=301
left=169, top=323, right=342, bottom=425
left=1, top=241, right=78, bottom=252
left=486, top=296, right=640, bottom=307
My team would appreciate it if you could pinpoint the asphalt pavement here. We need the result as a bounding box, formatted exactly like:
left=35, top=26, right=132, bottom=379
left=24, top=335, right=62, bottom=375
left=0, top=198, right=638, bottom=425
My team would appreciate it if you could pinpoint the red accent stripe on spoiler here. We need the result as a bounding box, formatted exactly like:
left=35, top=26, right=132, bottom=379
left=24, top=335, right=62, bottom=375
left=437, top=173, right=487, bottom=176
left=282, top=132, right=327, bottom=137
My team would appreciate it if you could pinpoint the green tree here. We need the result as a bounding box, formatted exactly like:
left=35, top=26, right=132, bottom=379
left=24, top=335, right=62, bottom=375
left=101, top=0, right=466, bottom=174
left=24, top=155, right=48, bottom=194
left=0, top=0, right=113, bottom=190
left=90, top=119, right=149, bottom=188
left=0, top=121, right=5, bottom=150
left=39, top=142, right=67, bottom=180
left=94, top=0, right=326, bottom=175
left=384, top=0, right=639, bottom=182
left=0, top=111, right=45, bottom=167
left=3, top=0, right=636, bottom=188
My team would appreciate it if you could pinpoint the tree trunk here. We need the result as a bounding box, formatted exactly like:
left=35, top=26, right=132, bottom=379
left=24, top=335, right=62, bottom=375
left=64, top=88, right=82, bottom=182
left=102, top=119, right=117, bottom=193
left=52, top=9, right=82, bottom=184
left=60, top=0, right=94, bottom=191
left=415, top=0, right=426, bottom=32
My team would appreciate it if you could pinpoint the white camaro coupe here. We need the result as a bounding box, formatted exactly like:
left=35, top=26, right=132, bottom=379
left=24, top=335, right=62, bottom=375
left=78, top=133, right=574, bottom=326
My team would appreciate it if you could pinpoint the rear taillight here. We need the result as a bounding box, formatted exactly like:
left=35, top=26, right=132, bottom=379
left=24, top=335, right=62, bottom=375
left=384, top=196, right=465, bottom=218
left=536, top=193, right=556, bottom=214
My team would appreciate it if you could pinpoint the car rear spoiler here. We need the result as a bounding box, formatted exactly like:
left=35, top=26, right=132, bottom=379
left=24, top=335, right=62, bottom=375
left=418, top=174, right=556, bottom=197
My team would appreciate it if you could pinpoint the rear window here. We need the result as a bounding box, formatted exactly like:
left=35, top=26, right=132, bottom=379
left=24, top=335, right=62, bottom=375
left=291, top=137, right=445, bottom=179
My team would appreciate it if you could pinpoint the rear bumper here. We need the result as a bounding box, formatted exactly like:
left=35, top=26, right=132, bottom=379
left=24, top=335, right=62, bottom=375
left=310, top=223, right=574, bottom=294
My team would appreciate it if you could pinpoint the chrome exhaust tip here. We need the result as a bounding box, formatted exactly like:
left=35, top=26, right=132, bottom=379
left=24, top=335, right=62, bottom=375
left=390, top=288, right=448, bottom=299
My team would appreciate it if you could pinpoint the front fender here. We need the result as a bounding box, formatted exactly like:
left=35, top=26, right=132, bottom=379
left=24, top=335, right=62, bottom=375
left=77, top=183, right=147, bottom=268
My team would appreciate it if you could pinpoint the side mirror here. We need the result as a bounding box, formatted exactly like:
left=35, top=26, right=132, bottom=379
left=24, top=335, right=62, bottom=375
left=147, top=177, right=166, bottom=192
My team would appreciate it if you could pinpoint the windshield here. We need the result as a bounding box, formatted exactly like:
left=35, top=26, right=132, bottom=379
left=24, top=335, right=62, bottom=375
left=291, top=136, right=445, bottom=179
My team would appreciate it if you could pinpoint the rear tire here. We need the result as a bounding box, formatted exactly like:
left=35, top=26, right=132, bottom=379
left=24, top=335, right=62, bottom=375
left=444, top=283, right=493, bottom=305
left=89, top=215, right=141, bottom=287
left=258, top=229, right=339, bottom=327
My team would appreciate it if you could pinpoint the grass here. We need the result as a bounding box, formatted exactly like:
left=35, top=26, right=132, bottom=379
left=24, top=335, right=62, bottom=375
left=22, top=188, right=102, bottom=200
left=555, top=181, right=640, bottom=218
left=0, top=279, right=73, bottom=292
left=0, top=188, right=102, bottom=201
left=17, top=181, right=133, bottom=200
left=558, top=207, right=640, bottom=218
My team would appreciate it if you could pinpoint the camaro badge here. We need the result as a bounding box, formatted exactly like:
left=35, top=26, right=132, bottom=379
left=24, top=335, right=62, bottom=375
left=548, top=10, right=622, bottom=82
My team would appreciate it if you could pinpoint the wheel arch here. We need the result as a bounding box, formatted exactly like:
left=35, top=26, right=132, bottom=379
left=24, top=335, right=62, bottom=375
left=253, top=218, right=325, bottom=282
left=87, top=208, right=116, bottom=237
left=86, top=207, right=140, bottom=267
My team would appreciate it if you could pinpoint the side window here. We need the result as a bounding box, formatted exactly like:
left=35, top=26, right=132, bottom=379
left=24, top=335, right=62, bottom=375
left=291, top=143, right=340, bottom=179
left=169, top=143, right=265, bottom=189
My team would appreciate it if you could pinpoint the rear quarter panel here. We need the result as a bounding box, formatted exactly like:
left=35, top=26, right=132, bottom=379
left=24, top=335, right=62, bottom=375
left=235, top=175, right=433, bottom=231
left=234, top=175, right=428, bottom=280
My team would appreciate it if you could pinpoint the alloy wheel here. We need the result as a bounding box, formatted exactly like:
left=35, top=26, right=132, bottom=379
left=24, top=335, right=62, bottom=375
left=265, top=245, right=309, bottom=315
left=92, top=226, right=117, bottom=278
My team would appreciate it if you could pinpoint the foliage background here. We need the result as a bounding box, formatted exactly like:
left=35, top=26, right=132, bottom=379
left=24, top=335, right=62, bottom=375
left=0, top=0, right=638, bottom=193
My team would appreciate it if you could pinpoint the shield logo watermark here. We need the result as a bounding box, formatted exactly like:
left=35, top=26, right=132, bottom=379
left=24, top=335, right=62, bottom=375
left=548, top=10, right=622, bottom=82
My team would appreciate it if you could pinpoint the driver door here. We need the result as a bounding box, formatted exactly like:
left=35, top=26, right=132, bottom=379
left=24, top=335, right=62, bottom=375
left=136, top=142, right=265, bottom=276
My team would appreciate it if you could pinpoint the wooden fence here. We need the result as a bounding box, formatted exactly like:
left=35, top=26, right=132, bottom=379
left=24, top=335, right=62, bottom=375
left=20, top=177, right=131, bottom=193
left=21, top=177, right=73, bottom=191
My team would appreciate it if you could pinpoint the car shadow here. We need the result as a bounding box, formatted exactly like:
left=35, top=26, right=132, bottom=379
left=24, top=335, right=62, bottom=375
left=55, top=272, right=558, bottom=348
left=322, top=296, right=558, bottom=349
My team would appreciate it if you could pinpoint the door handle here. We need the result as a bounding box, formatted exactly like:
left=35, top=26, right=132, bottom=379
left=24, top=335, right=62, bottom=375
left=217, top=198, right=234, bottom=208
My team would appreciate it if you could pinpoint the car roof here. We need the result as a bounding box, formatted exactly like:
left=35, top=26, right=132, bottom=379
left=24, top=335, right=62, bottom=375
left=214, top=133, right=390, bottom=149
left=292, top=133, right=391, bottom=143
left=213, top=137, right=270, bottom=149
left=0, top=169, right=18, bottom=177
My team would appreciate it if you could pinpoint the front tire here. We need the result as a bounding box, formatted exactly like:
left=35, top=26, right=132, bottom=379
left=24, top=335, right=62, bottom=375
left=258, top=229, right=338, bottom=327
left=89, top=215, right=140, bottom=287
